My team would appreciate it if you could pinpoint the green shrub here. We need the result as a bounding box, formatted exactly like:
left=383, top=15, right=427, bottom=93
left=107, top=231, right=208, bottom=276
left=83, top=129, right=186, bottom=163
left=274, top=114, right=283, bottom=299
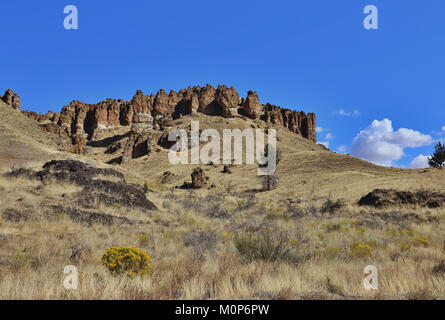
left=102, top=247, right=152, bottom=276
left=143, top=182, right=149, bottom=194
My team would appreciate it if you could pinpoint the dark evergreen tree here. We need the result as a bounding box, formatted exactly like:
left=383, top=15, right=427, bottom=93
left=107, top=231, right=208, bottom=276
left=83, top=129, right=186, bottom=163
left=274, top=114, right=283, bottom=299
left=258, top=143, right=281, bottom=191
left=259, top=143, right=282, bottom=168
left=261, top=174, right=279, bottom=191
left=429, top=142, right=445, bottom=169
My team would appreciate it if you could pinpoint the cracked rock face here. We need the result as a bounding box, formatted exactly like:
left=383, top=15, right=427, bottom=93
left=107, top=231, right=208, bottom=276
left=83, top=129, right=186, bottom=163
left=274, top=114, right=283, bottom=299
left=121, top=113, right=154, bottom=164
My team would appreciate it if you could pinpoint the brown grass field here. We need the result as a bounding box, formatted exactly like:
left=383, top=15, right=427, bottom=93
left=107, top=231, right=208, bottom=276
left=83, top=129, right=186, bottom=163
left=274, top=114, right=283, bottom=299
left=1, top=100, right=445, bottom=299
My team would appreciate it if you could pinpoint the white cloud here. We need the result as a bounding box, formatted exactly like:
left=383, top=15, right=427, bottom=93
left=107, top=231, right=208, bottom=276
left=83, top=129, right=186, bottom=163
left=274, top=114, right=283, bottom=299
left=334, top=109, right=360, bottom=117
left=316, top=127, right=324, bottom=133
left=325, top=132, right=334, bottom=140
left=410, top=154, right=429, bottom=169
left=319, top=141, right=330, bottom=148
left=338, top=145, right=347, bottom=153
left=350, top=119, right=433, bottom=166
left=442, top=125, right=445, bottom=132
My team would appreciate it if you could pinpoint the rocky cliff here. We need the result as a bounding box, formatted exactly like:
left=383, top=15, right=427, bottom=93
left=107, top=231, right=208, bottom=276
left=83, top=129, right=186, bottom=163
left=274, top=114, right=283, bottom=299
left=5, top=85, right=316, bottom=155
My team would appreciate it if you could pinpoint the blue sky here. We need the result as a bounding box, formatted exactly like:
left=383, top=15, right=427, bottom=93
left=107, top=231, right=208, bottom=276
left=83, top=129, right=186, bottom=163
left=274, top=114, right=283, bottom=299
left=0, top=0, right=444, bottom=168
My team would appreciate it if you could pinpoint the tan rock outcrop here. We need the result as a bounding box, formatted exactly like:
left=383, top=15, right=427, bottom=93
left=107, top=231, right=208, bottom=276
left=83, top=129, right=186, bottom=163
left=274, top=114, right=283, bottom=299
left=13, top=85, right=316, bottom=156
left=1, top=89, right=21, bottom=110
left=243, top=91, right=262, bottom=119
left=215, top=85, right=240, bottom=118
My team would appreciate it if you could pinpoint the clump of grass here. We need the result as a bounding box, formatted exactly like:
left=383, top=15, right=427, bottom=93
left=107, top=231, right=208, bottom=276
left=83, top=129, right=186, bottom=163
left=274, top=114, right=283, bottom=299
left=235, top=192, right=256, bottom=211
left=326, top=277, right=343, bottom=296
left=326, top=222, right=342, bottom=233
left=184, top=231, right=216, bottom=256
left=401, top=229, right=416, bottom=237
left=234, top=230, right=295, bottom=263
left=432, top=260, right=445, bottom=276
left=136, top=233, right=150, bottom=247
left=411, top=236, right=431, bottom=247
left=162, top=200, right=172, bottom=210
left=204, top=193, right=229, bottom=218
left=322, top=198, right=346, bottom=213
left=324, top=246, right=341, bottom=260
left=406, top=289, right=435, bottom=300
left=399, top=242, right=411, bottom=252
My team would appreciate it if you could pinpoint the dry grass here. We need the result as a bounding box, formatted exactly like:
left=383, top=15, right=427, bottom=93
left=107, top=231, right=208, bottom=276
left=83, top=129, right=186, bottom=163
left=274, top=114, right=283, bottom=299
left=0, top=101, right=61, bottom=169
left=1, top=172, right=445, bottom=300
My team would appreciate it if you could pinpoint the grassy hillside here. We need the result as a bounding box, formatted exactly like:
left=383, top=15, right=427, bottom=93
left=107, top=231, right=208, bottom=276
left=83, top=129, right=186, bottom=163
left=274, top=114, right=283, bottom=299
left=2, top=108, right=445, bottom=299
left=0, top=101, right=59, bottom=169
left=86, top=113, right=445, bottom=206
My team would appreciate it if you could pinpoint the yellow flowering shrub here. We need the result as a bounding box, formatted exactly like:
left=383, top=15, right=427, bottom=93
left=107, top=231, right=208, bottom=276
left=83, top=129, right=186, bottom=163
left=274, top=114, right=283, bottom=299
left=102, top=247, right=152, bottom=276
left=411, top=236, right=431, bottom=247
left=350, top=242, right=373, bottom=258
left=401, top=229, right=416, bottom=237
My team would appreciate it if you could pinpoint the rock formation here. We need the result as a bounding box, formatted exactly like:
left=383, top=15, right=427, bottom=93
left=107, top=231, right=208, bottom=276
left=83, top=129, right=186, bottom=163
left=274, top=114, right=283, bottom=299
left=7, top=160, right=158, bottom=216
left=359, top=189, right=445, bottom=209
left=191, top=167, right=208, bottom=189
left=8, top=84, right=316, bottom=155
left=121, top=113, right=154, bottom=164
left=1, top=89, right=21, bottom=110
left=179, top=167, right=209, bottom=189
left=242, top=91, right=261, bottom=119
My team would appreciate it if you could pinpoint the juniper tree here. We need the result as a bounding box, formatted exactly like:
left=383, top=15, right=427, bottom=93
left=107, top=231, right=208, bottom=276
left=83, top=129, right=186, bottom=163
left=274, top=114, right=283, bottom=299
left=259, top=143, right=282, bottom=168
left=261, top=174, right=279, bottom=191
left=429, top=142, right=445, bottom=169
left=259, top=143, right=281, bottom=191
